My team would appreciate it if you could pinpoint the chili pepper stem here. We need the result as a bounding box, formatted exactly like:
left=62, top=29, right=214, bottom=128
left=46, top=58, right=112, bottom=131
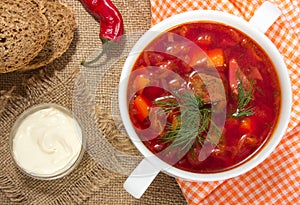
left=81, top=50, right=105, bottom=66
left=81, top=42, right=113, bottom=67
left=100, top=37, right=109, bottom=44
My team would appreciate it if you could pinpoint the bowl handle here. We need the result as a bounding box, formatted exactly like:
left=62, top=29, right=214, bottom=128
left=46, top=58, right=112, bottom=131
left=249, top=1, right=281, bottom=33
left=123, top=158, right=161, bottom=198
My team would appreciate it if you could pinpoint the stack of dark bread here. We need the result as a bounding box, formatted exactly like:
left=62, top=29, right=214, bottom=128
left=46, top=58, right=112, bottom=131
left=0, top=0, right=76, bottom=73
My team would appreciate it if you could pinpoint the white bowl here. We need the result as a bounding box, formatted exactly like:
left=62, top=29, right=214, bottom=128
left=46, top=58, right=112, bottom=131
left=119, top=6, right=292, bottom=198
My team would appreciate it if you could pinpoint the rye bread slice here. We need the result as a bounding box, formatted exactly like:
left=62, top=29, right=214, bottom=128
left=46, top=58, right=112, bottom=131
left=20, top=1, right=76, bottom=71
left=0, top=0, right=49, bottom=73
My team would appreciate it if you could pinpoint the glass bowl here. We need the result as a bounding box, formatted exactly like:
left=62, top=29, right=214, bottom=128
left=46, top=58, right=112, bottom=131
left=9, top=103, right=85, bottom=180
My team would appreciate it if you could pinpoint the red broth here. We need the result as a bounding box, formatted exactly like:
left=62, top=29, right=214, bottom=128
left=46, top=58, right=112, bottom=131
left=127, top=22, right=281, bottom=173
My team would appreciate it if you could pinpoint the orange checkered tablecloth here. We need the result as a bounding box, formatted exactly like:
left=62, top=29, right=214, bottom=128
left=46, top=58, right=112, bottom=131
left=150, top=0, right=300, bottom=204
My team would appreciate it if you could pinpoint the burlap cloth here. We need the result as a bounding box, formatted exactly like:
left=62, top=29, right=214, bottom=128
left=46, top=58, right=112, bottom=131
left=0, top=0, right=187, bottom=204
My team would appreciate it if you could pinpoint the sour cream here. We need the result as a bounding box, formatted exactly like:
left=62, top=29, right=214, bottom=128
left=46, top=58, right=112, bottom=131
left=11, top=104, right=83, bottom=179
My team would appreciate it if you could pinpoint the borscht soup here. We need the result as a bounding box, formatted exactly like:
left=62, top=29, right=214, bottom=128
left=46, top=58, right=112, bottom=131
left=126, top=22, right=281, bottom=173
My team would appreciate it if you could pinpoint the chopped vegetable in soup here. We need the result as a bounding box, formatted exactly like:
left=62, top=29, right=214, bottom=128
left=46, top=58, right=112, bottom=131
left=127, top=22, right=281, bottom=173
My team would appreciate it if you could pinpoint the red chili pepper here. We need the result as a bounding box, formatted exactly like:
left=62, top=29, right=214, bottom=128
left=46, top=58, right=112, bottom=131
left=80, top=0, right=124, bottom=43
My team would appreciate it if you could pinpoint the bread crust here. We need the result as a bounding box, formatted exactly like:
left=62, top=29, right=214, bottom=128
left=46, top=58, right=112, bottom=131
left=0, top=0, right=49, bottom=73
left=20, top=1, right=77, bottom=71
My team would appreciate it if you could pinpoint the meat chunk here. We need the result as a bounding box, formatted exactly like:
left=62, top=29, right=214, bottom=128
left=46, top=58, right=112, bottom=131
left=188, top=72, right=226, bottom=112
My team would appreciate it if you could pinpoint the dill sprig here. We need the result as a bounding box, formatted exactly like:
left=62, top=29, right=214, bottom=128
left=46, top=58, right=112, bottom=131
left=232, top=75, right=255, bottom=118
left=153, top=96, right=179, bottom=115
left=153, top=91, right=222, bottom=153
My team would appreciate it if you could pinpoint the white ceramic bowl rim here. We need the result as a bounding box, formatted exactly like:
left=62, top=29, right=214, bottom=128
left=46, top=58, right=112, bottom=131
left=119, top=10, right=292, bottom=181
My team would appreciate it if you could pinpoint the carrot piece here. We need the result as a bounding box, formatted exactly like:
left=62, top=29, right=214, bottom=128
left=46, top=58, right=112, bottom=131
left=207, top=49, right=224, bottom=67
left=239, top=117, right=256, bottom=134
left=134, top=94, right=151, bottom=121
left=171, top=117, right=179, bottom=130
left=133, top=75, right=150, bottom=94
